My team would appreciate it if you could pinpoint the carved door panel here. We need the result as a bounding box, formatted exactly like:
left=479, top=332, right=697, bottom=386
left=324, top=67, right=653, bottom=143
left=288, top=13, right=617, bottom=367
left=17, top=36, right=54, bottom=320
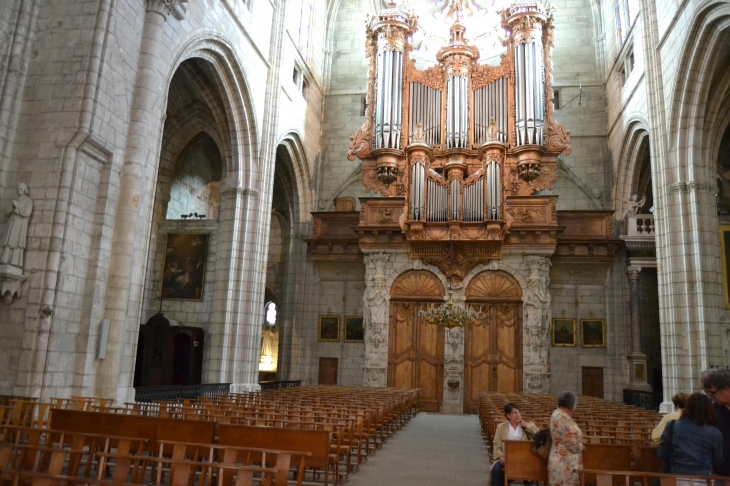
left=388, top=301, right=444, bottom=412
left=464, top=303, right=521, bottom=413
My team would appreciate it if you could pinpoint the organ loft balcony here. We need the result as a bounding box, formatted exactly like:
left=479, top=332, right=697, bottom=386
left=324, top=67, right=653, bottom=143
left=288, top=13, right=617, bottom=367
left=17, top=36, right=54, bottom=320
left=620, top=214, right=656, bottom=253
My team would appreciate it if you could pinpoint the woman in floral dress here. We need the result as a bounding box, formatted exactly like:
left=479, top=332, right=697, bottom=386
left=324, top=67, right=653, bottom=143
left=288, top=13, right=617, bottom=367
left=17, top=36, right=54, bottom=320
left=548, top=391, right=584, bottom=486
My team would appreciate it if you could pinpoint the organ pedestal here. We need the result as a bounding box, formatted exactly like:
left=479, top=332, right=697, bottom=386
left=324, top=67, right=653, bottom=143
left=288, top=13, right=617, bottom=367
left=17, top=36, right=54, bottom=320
left=348, top=0, right=571, bottom=283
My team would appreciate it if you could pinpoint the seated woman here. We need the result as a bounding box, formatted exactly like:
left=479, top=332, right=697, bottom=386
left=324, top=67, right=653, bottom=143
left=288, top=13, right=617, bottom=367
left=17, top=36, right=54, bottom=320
left=487, top=402, right=539, bottom=486
left=651, top=392, right=689, bottom=446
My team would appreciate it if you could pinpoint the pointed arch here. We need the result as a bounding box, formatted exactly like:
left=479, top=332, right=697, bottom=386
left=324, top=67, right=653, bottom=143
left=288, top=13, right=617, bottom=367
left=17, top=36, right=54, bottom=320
left=614, top=117, right=651, bottom=216
left=167, top=33, right=261, bottom=191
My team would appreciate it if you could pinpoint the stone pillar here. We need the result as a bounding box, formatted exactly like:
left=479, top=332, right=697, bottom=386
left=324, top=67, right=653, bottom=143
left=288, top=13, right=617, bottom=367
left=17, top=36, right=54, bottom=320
left=95, top=0, right=186, bottom=399
left=523, top=255, right=551, bottom=393
left=626, top=265, right=652, bottom=391
left=443, top=326, right=464, bottom=414
left=363, top=253, right=390, bottom=387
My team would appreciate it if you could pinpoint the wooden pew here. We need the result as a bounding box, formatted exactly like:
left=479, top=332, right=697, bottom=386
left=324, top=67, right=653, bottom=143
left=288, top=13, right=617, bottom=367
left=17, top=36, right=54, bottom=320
left=576, top=469, right=726, bottom=486
left=503, top=441, right=632, bottom=483
left=218, top=424, right=336, bottom=486
left=636, top=446, right=663, bottom=472
left=49, top=410, right=215, bottom=453
left=503, top=440, right=548, bottom=482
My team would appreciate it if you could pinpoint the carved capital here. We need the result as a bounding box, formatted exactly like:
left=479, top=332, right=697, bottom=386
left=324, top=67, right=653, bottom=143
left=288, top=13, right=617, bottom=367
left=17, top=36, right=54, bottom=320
left=627, top=265, right=642, bottom=280
left=146, top=0, right=187, bottom=19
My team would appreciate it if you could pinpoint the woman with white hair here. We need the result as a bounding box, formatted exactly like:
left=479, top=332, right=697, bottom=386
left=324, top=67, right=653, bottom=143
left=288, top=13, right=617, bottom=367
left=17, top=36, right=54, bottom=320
left=547, top=391, right=584, bottom=486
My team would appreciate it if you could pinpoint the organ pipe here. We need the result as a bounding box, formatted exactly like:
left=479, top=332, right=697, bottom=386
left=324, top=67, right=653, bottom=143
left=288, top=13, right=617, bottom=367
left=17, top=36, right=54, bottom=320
left=515, top=41, right=545, bottom=146
left=375, top=48, right=404, bottom=149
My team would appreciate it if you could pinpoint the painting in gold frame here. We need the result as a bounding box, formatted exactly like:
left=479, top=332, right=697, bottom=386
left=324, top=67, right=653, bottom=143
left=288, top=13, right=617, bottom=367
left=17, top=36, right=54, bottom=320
left=580, top=319, right=606, bottom=348
left=552, top=318, right=576, bottom=347
left=318, top=315, right=340, bottom=342
left=720, top=225, right=730, bottom=309
left=160, top=233, right=208, bottom=301
left=344, top=316, right=364, bottom=342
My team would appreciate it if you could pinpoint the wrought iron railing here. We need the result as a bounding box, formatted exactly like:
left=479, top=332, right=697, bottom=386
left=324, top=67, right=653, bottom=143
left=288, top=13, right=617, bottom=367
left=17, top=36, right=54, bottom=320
left=134, top=383, right=231, bottom=403
left=623, top=389, right=661, bottom=411
left=258, top=380, right=301, bottom=391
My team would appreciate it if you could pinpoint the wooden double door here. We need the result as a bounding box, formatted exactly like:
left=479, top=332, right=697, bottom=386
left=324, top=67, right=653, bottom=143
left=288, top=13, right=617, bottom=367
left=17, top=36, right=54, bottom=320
left=386, top=270, right=522, bottom=413
left=388, top=301, right=444, bottom=412
left=464, top=271, right=523, bottom=413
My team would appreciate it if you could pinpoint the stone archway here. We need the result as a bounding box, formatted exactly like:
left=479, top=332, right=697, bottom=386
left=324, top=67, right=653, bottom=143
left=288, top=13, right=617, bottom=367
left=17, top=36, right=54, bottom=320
left=388, top=270, right=445, bottom=412
left=463, top=271, right=523, bottom=413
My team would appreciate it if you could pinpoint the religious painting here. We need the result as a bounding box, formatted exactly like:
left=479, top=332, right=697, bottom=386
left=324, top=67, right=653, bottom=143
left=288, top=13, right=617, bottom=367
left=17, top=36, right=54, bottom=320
left=318, top=316, right=340, bottom=342
left=552, top=318, right=576, bottom=346
left=719, top=226, right=730, bottom=309
left=344, top=316, right=364, bottom=342
left=581, top=319, right=606, bottom=348
left=160, top=233, right=208, bottom=300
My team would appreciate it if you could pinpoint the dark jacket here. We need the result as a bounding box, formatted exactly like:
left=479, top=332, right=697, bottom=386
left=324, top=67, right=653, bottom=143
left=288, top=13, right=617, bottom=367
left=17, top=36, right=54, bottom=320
left=714, top=403, right=730, bottom=476
left=657, top=417, right=723, bottom=475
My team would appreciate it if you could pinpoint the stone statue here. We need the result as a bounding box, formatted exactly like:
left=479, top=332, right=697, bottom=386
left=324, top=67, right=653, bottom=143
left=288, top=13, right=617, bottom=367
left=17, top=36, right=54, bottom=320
left=411, top=122, right=425, bottom=144
left=363, top=253, right=391, bottom=386
left=486, top=117, right=499, bottom=142
left=1, top=183, right=33, bottom=268
left=524, top=256, right=551, bottom=367
left=622, top=193, right=646, bottom=220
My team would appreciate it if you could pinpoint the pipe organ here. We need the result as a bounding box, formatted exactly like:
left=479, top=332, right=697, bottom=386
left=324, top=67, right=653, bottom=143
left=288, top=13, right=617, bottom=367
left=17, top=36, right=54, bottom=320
left=348, top=0, right=571, bottom=281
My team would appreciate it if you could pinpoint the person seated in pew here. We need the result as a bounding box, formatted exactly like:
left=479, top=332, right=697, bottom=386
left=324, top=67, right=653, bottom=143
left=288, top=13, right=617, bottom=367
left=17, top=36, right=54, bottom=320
left=651, top=393, right=690, bottom=446
left=487, top=402, right=539, bottom=486
left=658, top=392, right=723, bottom=477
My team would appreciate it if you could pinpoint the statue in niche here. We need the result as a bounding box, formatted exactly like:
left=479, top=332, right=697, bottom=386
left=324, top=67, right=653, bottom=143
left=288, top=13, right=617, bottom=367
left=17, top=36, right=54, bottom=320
left=524, top=258, right=551, bottom=366
left=1, top=183, right=33, bottom=269
left=622, top=193, right=646, bottom=220
left=717, top=170, right=730, bottom=214
left=486, top=117, right=499, bottom=142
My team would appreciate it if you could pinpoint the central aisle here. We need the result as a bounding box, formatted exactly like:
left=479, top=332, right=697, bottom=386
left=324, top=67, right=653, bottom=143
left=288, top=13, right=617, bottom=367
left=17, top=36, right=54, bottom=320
left=347, top=413, right=490, bottom=486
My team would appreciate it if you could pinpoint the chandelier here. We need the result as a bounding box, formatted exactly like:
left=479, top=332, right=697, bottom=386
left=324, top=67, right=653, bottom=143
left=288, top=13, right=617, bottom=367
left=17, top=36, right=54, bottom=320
left=419, top=291, right=486, bottom=328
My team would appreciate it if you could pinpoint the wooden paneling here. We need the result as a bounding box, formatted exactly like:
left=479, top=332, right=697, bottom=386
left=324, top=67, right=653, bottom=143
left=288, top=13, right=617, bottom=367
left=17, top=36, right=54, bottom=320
left=390, top=270, right=444, bottom=300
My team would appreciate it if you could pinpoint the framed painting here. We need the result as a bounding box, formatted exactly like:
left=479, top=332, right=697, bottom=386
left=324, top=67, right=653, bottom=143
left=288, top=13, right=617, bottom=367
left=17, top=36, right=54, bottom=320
left=552, top=318, right=576, bottom=347
left=344, top=316, right=364, bottom=342
left=720, top=226, right=730, bottom=309
left=318, top=315, right=340, bottom=342
left=160, top=233, right=209, bottom=300
left=581, top=319, right=606, bottom=348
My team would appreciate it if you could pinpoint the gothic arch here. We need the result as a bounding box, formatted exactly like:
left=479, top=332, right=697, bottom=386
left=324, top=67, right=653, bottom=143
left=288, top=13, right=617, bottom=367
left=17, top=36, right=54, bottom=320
left=670, top=0, right=730, bottom=187
left=614, top=119, right=651, bottom=216
left=168, top=34, right=260, bottom=190
left=465, top=271, right=523, bottom=302
left=390, top=270, right=445, bottom=300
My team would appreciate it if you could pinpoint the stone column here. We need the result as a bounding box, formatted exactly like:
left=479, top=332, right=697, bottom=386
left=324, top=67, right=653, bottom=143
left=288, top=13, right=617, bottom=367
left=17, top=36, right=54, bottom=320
left=443, top=326, right=464, bottom=413
left=626, top=265, right=652, bottom=391
left=95, top=0, right=186, bottom=399
left=523, top=255, right=552, bottom=393
left=363, top=253, right=390, bottom=387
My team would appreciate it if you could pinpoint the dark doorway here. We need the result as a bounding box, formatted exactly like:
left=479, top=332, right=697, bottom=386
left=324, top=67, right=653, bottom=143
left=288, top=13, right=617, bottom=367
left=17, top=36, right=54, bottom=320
left=318, top=358, right=338, bottom=385
left=582, top=367, right=604, bottom=398
left=173, top=333, right=193, bottom=385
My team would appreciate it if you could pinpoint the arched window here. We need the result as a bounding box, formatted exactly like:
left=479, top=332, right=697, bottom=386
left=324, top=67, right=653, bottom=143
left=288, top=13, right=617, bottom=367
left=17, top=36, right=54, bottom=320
left=615, top=0, right=632, bottom=47
left=265, top=302, right=277, bottom=328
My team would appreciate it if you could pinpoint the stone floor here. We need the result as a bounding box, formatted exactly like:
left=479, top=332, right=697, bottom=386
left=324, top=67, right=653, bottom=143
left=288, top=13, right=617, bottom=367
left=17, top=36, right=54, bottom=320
left=346, top=413, right=490, bottom=486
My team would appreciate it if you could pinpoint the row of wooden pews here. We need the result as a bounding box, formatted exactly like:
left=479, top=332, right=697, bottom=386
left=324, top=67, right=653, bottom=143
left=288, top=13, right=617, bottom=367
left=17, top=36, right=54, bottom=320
left=478, top=392, right=729, bottom=483
left=0, top=386, right=419, bottom=486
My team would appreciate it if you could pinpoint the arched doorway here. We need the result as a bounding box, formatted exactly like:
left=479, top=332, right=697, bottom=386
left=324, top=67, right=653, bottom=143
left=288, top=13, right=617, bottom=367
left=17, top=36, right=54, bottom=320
left=388, top=270, right=445, bottom=412
left=464, top=271, right=523, bottom=413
